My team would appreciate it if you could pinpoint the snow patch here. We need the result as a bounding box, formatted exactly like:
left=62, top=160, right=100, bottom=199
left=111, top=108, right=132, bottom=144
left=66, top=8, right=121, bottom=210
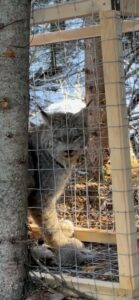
left=45, top=99, right=86, bottom=114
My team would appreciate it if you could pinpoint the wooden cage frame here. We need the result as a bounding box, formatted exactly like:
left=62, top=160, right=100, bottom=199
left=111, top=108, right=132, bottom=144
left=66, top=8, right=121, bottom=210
left=30, top=1, right=139, bottom=299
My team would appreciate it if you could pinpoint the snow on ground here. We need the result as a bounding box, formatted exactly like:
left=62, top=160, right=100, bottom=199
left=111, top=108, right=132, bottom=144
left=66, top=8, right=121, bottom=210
left=29, top=27, right=85, bottom=125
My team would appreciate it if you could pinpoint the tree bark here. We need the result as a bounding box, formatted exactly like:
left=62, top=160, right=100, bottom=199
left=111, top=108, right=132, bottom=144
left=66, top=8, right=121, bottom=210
left=0, top=1, right=30, bottom=299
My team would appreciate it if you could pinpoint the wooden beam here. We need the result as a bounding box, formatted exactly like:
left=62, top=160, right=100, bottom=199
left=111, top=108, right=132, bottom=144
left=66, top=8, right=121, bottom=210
left=29, top=223, right=139, bottom=246
left=120, top=0, right=139, bottom=16
left=122, top=20, right=139, bottom=33
left=30, top=19, right=139, bottom=47
left=74, top=227, right=116, bottom=244
left=29, top=223, right=116, bottom=244
left=31, top=0, right=111, bottom=25
left=30, top=25, right=101, bottom=46
left=32, top=272, right=139, bottom=299
left=100, top=10, right=139, bottom=290
left=31, top=0, right=139, bottom=26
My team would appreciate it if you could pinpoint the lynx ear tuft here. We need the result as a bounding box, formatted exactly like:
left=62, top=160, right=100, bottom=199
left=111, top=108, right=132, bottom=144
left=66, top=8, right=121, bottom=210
left=37, top=105, right=52, bottom=125
left=85, top=98, right=93, bottom=108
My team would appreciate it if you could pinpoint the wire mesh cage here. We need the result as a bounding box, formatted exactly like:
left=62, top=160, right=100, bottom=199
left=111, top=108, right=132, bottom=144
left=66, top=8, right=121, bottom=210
left=28, top=1, right=139, bottom=299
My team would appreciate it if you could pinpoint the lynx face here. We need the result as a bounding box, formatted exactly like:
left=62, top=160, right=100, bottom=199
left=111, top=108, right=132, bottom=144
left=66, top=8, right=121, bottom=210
left=39, top=110, right=87, bottom=168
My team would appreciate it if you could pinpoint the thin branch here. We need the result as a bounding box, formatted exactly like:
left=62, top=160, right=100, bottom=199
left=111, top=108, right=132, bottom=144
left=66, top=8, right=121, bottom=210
left=127, top=92, right=139, bottom=116
left=125, top=50, right=139, bottom=77
left=126, top=68, right=139, bottom=80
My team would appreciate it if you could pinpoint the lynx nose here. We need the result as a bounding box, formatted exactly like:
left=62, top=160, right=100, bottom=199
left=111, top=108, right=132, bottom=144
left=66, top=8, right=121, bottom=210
left=64, top=150, right=76, bottom=158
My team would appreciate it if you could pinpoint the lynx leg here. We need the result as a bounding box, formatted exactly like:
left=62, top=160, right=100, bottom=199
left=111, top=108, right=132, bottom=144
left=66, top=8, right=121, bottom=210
left=44, top=209, right=94, bottom=266
left=28, top=193, right=75, bottom=245
left=28, top=206, right=68, bottom=246
left=41, top=194, right=83, bottom=248
left=42, top=207, right=74, bottom=247
left=29, top=202, right=94, bottom=267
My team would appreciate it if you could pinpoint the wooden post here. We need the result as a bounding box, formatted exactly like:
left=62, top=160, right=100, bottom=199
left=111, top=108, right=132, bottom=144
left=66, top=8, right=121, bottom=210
left=100, top=10, right=139, bottom=291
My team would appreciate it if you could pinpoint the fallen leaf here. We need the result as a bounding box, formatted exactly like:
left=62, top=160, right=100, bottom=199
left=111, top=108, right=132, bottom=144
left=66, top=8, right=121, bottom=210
left=82, top=265, right=96, bottom=273
left=3, top=48, right=15, bottom=58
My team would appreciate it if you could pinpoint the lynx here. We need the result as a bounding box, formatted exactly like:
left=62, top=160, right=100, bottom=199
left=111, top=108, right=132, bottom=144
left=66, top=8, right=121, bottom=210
left=28, top=107, right=93, bottom=266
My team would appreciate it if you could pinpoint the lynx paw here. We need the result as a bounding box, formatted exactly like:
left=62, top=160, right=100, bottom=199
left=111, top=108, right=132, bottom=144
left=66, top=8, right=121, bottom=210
left=55, top=241, right=94, bottom=267
left=67, top=237, right=83, bottom=248
left=31, top=242, right=55, bottom=264
left=59, top=219, right=74, bottom=237
left=30, top=239, right=94, bottom=268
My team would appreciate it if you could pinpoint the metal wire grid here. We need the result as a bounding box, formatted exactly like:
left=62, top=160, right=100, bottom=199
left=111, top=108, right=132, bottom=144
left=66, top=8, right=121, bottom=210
left=28, top=1, right=139, bottom=298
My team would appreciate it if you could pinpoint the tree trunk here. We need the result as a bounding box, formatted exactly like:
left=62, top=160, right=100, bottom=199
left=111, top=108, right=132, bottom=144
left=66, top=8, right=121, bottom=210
left=0, top=1, right=30, bottom=299
left=85, top=36, right=109, bottom=180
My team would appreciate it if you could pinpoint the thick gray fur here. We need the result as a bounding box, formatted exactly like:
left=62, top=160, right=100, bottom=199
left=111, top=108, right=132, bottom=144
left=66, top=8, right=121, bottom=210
left=28, top=109, right=93, bottom=265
